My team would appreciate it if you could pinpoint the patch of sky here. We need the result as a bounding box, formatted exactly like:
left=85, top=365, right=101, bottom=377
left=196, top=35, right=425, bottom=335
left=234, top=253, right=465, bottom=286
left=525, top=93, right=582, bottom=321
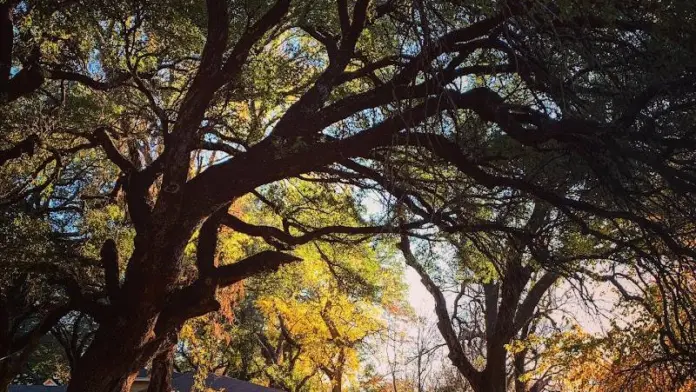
left=45, top=160, right=103, bottom=239
left=194, top=127, right=237, bottom=168
left=87, top=49, right=105, bottom=78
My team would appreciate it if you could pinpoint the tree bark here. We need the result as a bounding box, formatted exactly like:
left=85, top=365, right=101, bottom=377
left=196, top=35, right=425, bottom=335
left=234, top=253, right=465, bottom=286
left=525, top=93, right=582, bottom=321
left=0, top=366, right=14, bottom=392
left=66, top=320, right=153, bottom=392
left=513, top=352, right=527, bottom=392
left=66, top=184, right=199, bottom=392
left=66, top=271, right=172, bottom=392
left=64, top=259, right=188, bottom=392
left=478, top=367, right=507, bottom=392
left=331, top=374, right=342, bottom=392
left=66, top=205, right=297, bottom=392
left=147, top=338, right=175, bottom=392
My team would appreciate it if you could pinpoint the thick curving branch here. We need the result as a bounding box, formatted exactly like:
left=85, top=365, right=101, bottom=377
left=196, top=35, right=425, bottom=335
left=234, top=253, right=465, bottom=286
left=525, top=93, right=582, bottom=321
left=155, top=250, right=300, bottom=334
left=220, top=212, right=426, bottom=248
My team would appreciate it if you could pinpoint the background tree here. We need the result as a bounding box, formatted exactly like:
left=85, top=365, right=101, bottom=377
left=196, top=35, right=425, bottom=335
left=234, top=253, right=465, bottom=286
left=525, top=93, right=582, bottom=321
left=536, top=273, right=696, bottom=391
left=397, top=201, right=575, bottom=392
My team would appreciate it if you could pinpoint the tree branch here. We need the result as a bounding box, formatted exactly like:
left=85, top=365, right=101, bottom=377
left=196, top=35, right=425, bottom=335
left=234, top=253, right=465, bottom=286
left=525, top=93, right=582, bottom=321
left=399, top=234, right=481, bottom=383
left=196, top=204, right=230, bottom=276
left=47, top=69, right=135, bottom=91
left=0, top=134, right=39, bottom=166
left=214, top=250, right=300, bottom=287
left=513, top=272, right=559, bottom=332
left=155, top=250, right=300, bottom=334
left=220, top=212, right=425, bottom=248
left=220, top=0, right=290, bottom=81
left=100, top=239, right=121, bottom=305
left=89, top=127, right=135, bottom=173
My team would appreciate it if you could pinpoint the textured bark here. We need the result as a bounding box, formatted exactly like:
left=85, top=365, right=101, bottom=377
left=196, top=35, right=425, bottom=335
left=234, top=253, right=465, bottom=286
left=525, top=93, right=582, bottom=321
left=0, top=379, right=11, bottom=392
left=67, top=240, right=183, bottom=392
left=100, top=239, right=122, bottom=305
left=513, top=349, right=528, bottom=392
left=147, top=340, right=175, bottom=392
left=67, top=207, right=298, bottom=392
left=67, top=322, right=155, bottom=392
left=478, top=368, right=507, bottom=392
left=0, top=366, right=14, bottom=392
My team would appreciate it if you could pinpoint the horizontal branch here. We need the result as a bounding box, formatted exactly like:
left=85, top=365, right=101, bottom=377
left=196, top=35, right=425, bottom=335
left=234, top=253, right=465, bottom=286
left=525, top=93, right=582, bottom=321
left=155, top=250, right=300, bottom=333
left=0, top=134, right=39, bottom=166
left=220, top=213, right=425, bottom=247
left=197, top=140, right=243, bottom=156
left=215, top=250, right=300, bottom=286
left=47, top=69, right=135, bottom=91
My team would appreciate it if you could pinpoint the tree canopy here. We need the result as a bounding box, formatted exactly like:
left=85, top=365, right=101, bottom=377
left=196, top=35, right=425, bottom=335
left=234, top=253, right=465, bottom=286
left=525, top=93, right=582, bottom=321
left=1, top=0, right=696, bottom=391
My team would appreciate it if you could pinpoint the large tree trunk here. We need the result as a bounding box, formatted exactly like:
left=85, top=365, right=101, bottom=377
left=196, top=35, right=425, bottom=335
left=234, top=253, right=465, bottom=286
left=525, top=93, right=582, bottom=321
left=513, top=349, right=528, bottom=392
left=477, top=346, right=508, bottom=392
left=66, top=305, right=186, bottom=392
left=0, top=370, right=13, bottom=392
left=147, top=338, right=175, bottom=392
left=66, top=320, right=154, bottom=392
left=477, top=372, right=506, bottom=392
left=0, top=334, right=14, bottom=392
left=66, top=202, right=227, bottom=392
left=66, top=240, right=184, bottom=392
